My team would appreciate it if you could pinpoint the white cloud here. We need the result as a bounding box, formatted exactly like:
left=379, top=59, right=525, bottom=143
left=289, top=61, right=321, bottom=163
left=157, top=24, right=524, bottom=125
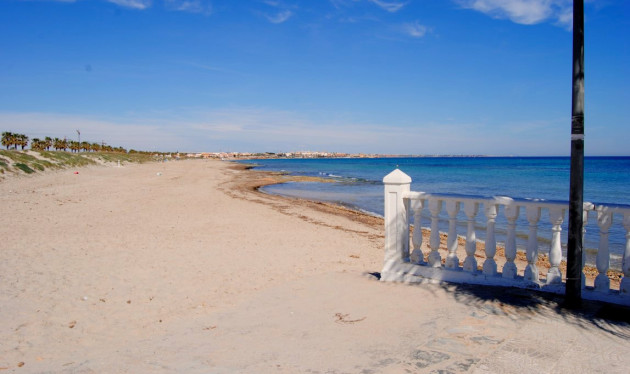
left=107, top=0, right=153, bottom=10
left=164, top=0, right=212, bottom=15
left=0, top=108, right=593, bottom=155
left=556, top=5, right=573, bottom=28
left=402, top=21, right=428, bottom=38
left=266, top=9, right=293, bottom=24
left=259, top=0, right=295, bottom=24
left=368, top=0, right=407, bottom=13
left=456, top=0, right=573, bottom=26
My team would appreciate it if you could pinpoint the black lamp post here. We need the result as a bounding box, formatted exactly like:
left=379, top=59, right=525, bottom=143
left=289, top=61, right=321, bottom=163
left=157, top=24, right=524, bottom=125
left=566, top=0, right=584, bottom=307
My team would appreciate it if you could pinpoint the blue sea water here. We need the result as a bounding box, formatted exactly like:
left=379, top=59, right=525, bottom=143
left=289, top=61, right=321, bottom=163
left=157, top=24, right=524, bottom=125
left=240, top=157, right=630, bottom=269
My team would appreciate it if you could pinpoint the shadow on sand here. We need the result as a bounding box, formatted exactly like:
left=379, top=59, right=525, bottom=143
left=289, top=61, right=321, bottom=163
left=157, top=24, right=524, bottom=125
left=368, top=271, right=630, bottom=340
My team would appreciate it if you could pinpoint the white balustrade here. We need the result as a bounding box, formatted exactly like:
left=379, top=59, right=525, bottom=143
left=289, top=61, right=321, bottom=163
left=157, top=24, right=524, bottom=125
left=445, top=201, right=461, bottom=269
left=463, top=201, right=479, bottom=273
left=382, top=169, right=630, bottom=306
left=428, top=199, right=443, bottom=267
left=621, top=213, right=630, bottom=295
left=483, top=204, right=498, bottom=276
left=503, top=204, right=520, bottom=279
left=546, top=207, right=565, bottom=285
left=409, top=199, right=425, bottom=265
left=525, top=206, right=541, bottom=282
left=581, top=208, right=589, bottom=288
left=595, top=208, right=613, bottom=292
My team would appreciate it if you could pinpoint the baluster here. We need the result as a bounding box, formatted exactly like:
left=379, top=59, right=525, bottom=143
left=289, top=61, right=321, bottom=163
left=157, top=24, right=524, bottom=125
left=621, top=213, right=630, bottom=295
left=581, top=207, right=589, bottom=289
left=595, top=208, right=613, bottom=292
left=445, top=200, right=461, bottom=269
left=483, top=203, right=498, bottom=276
left=428, top=199, right=443, bottom=267
left=410, top=199, right=425, bottom=265
left=463, top=201, right=479, bottom=273
left=546, top=208, right=565, bottom=285
left=525, top=206, right=541, bottom=282
left=503, top=204, right=520, bottom=279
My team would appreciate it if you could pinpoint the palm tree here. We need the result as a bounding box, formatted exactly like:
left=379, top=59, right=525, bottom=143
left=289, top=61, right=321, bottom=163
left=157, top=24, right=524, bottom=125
left=69, top=140, right=80, bottom=153
left=53, top=138, right=62, bottom=151
left=1, top=131, right=14, bottom=150
left=91, top=142, right=101, bottom=152
left=15, top=134, right=28, bottom=150
left=80, top=141, right=90, bottom=152
left=44, top=137, right=53, bottom=151
left=31, top=138, right=46, bottom=150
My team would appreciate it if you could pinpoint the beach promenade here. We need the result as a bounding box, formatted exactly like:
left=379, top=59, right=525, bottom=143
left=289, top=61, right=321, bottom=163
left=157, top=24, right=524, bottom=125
left=1, top=159, right=629, bottom=373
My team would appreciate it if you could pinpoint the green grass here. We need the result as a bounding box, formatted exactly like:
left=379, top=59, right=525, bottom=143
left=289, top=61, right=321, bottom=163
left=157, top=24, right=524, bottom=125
left=14, top=163, right=35, bottom=174
left=86, top=152, right=156, bottom=164
left=0, top=150, right=40, bottom=164
left=0, top=150, right=161, bottom=178
left=38, top=151, right=97, bottom=167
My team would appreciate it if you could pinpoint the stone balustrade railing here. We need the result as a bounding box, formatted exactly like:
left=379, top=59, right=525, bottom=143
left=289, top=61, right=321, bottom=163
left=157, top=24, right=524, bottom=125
left=382, top=169, right=630, bottom=305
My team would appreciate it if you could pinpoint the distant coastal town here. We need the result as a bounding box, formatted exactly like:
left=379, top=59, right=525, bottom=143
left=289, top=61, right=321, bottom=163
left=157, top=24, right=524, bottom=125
left=184, top=151, right=489, bottom=159
left=1, top=130, right=486, bottom=160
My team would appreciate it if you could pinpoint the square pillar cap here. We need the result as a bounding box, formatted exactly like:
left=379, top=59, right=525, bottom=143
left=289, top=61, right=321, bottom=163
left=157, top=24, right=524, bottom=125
left=383, top=169, right=412, bottom=184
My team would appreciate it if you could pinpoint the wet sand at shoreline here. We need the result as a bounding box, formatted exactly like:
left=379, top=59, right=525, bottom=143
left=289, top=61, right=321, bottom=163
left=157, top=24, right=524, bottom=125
left=1, top=159, right=628, bottom=373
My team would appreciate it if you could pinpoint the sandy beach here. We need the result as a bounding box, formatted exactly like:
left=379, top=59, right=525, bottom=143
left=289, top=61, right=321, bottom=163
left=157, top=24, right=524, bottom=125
left=1, top=159, right=629, bottom=373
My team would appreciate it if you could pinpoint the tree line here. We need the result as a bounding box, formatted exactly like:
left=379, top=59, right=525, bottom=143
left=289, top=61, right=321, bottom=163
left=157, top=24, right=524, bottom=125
left=2, top=132, right=127, bottom=153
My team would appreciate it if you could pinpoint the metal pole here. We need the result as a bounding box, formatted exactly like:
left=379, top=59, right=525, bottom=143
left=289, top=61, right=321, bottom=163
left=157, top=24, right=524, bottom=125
left=566, top=0, right=584, bottom=307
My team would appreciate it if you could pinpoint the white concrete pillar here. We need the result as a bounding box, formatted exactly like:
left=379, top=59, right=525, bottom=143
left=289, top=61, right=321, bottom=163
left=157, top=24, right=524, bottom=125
left=382, top=169, right=412, bottom=274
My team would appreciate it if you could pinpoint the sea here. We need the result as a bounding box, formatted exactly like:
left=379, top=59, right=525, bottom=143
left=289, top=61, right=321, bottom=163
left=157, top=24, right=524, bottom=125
left=239, top=157, right=630, bottom=270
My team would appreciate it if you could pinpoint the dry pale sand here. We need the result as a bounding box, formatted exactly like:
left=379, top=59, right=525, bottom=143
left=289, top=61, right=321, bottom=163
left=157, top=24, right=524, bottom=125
left=1, top=159, right=629, bottom=373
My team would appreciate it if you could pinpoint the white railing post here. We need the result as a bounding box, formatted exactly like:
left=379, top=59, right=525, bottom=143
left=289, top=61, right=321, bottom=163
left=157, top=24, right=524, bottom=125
left=621, top=213, right=630, bottom=296
left=463, top=201, right=479, bottom=273
left=483, top=203, right=498, bottom=276
left=503, top=204, right=520, bottom=279
left=525, top=206, right=541, bottom=282
left=410, top=199, right=425, bottom=265
left=547, top=207, right=565, bottom=285
left=382, top=169, right=412, bottom=275
left=445, top=200, right=461, bottom=269
left=428, top=199, right=443, bottom=267
left=595, top=207, right=613, bottom=292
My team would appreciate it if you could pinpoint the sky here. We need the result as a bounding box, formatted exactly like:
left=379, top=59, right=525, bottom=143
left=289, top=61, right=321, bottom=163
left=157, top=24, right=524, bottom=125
left=0, top=0, right=628, bottom=155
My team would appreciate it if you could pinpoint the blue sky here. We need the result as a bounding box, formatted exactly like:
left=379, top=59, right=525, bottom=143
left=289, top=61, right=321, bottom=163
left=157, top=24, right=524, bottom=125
left=0, top=0, right=628, bottom=155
